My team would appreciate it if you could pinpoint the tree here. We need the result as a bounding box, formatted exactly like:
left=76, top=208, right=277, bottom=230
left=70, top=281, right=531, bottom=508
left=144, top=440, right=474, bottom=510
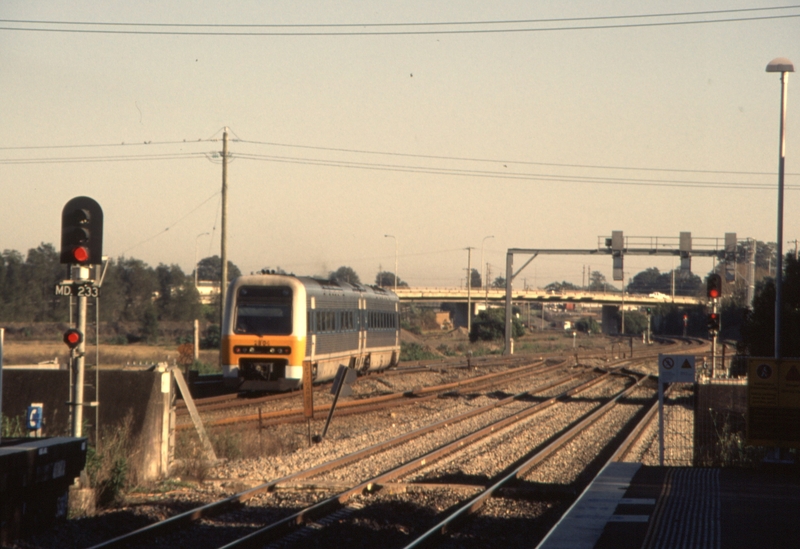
left=155, top=264, right=202, bottom=321
left=575, top=317, right=601, bottom=334
left=741, top=253, right=800, bottom=357
left=196, top=255, right=242, bottom=282
left=115, top=257, right=159, bottom=323
left=626, top=268, right=669, bottom=294
left=330, top=266, right=361, bottom=285
left=0, top=249, right=37, bottom=321
left=469, top=268, right=481, bottom=288
left=587, top=271, right=610, bottom=291
left=545, top=281, right=580, bottom=292
left=469, top=308, right=525, bottom=342
left=492, top=276, right=506, bottom=289
left=626, top=267, right=702, bottom=297
left=376, top=271, right=408, bottom=288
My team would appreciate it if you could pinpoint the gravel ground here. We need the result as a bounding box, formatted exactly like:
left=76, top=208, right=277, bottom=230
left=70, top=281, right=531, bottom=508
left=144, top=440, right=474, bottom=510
left=7, top=345, right=696, bottom=549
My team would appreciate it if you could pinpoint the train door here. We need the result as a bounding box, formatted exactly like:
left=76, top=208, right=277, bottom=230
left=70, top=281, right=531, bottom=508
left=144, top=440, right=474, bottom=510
left=358, top=297, right=366, bottom=362
left=309, top=296, right=316, bottom=361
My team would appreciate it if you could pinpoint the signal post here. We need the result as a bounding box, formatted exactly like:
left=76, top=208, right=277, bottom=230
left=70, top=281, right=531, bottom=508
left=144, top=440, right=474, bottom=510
left=59, top=196, right=103, bottom=438
left=707, top=274, right=722, bottom=375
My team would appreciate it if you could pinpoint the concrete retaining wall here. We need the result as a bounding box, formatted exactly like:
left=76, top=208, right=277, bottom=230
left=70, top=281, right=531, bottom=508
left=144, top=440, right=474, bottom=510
left=1, top=368, right=173, bottom=482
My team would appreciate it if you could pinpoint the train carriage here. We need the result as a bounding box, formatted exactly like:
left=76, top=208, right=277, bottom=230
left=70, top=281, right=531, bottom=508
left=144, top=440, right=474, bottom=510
left=221, top=273, right=400, bottom=391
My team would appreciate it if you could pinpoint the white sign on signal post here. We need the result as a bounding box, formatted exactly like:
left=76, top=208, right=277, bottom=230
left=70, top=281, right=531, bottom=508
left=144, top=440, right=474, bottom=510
left=659, top=354, right=696, bottom=383
left=657, top=354, right=696, bottom=466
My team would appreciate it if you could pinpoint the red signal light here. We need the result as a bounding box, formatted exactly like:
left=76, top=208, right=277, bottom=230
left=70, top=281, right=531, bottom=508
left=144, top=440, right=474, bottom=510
left=707, top=274, right=722, bottom=300
left=72, top=246, right=90, bottom=263
left=63, top=329, right=83, bottom=349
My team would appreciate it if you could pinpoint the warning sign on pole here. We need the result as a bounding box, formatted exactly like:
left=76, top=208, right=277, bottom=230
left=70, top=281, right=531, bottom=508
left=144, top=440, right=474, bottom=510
left=747, top=358, right=800, bottom=447
left=658, top=354, right=696, bottom=383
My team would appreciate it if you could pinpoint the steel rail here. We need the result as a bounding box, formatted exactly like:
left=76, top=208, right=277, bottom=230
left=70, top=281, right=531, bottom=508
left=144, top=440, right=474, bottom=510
left=180, top=334, right=696, bottom=429
left=85, top=363, right=592, bottom=549
left=215, top=370, right=633, bottom=549
left=179, top=358, right=559, bottom=430
left=401, top=373, right=653, bottom=548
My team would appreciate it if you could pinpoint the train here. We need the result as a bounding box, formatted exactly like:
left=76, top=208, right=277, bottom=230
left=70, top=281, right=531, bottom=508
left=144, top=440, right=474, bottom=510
left=221, top=273, right=401, bottom=391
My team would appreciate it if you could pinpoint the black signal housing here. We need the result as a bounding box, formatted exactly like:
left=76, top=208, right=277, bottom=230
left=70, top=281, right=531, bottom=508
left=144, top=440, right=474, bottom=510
left=60, top=197, right=103, bottom=265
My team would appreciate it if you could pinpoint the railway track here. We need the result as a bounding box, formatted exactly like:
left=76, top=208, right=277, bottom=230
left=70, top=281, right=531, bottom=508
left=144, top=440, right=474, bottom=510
left=86, top=352, right=677, bottom=549
left=178, top=337, right=704, bottom=430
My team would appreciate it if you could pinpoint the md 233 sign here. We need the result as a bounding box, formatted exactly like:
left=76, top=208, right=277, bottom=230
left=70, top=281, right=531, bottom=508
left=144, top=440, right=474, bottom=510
left=54, top=281, right=100, bottom=298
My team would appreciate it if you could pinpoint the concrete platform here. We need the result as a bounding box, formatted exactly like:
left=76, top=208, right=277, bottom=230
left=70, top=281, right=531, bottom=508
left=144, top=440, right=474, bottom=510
left=537, top=461, right=800, bottom=549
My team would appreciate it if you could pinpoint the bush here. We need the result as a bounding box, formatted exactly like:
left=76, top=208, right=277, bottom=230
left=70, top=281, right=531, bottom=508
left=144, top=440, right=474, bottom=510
left=400, top=342, right=439, bottom=361
left=575, top=317, right=601, bottom=334
left=140, top=308, right=159, bottom=344
left=469, top=309, right=524, bottom=343
left=85, top=419, right=134, bottom=507
left=202, top=324, right=220, bottom=349
left=192, top=359, right=221, bottom=375
left=1, top=414, right=25, bottom=438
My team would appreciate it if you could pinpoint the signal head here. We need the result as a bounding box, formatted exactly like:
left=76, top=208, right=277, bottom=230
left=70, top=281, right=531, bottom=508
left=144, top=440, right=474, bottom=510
left=707, top=274, right=722, bottom=300
left=63, top=328, right=83, bottom=349
left=60, top=197, right=103, bottom=265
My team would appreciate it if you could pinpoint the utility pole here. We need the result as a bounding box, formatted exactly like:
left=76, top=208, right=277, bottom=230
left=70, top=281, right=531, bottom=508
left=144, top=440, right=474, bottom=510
left=220, top=128, right=229, bottom=329
left=621, top=272, right=626, bottom=336
left=485, top=263, right=491, bottom=308
left=466, top=247, right=473, bottom=334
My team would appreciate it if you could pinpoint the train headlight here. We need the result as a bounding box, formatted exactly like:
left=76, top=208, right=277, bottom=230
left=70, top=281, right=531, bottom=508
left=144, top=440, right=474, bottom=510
left=233, top=345, right=291, bottom=355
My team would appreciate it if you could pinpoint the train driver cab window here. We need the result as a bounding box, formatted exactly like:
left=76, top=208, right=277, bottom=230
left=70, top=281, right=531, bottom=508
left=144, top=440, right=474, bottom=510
left=235, top=286, right=293, bottom=335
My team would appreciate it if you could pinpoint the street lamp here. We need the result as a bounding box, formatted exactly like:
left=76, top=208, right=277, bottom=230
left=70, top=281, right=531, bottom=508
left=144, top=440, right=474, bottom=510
left=195, top=232, right=210, bottom=288
left=481, top=235, right=494, bottom=289
left=384, top=234, right=398, bottom=291
left=766, top=57, right=794, bottom=359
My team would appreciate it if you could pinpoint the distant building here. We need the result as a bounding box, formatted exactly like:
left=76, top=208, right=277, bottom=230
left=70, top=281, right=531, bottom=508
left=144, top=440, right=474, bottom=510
left=435, top=311, right=453, bottom=330
left=196, top=281, right=220, bottom=305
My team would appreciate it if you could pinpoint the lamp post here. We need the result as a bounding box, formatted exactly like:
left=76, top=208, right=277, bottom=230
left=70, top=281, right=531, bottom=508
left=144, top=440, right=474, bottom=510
left=384, top=234, right=398, bottom=291
left=481, top=235, right=494, bottom=290
left=195, top=232, right=210, bottom=288
left=766, top=57, right=794, bottom=359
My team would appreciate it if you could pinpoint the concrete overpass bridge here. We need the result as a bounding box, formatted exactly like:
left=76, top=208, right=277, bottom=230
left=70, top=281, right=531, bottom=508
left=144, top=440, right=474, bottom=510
left=393, top=287, right=704, bottom=307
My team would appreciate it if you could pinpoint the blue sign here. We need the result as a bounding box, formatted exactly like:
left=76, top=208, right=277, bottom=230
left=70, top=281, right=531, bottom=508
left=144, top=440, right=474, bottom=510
left=27, top=405, right=43, bottom=430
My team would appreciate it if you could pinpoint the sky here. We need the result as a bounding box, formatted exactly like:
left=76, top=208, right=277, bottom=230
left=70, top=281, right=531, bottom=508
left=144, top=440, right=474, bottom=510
left=1, top=2, right=799, bottom=289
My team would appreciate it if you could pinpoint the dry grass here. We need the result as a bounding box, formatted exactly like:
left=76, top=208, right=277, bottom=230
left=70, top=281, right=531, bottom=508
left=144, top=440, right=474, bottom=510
left=2, top=340, right=219, bottom=370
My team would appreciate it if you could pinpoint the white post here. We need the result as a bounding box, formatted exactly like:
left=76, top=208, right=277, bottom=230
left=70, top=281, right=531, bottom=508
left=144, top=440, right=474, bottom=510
left=72, top=265, right=89, bottom=438
left=193, top=319, right=200, bottom=362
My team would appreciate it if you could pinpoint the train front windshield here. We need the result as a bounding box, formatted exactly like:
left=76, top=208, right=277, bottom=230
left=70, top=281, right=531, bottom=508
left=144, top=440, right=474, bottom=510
left=234, top=286, right=293, bottom=336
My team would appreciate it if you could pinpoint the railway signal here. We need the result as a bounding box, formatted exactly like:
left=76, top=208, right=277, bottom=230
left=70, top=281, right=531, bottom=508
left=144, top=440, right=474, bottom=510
left=60, top=196, right=103, bottom=265
left=63, top=328, right=83, bottom=349
left=707, top=274, right=722, bottom=300
left=707, top=313, right=720, bottom=333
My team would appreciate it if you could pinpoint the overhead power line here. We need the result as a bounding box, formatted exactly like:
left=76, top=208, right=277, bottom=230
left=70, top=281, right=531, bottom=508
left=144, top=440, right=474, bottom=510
left=1, top=6, right=799, bottom=35
left=120, top=190, right=220, bottom=254
left=0, top=152, right=207, bottom=164
left=2, top=136, right=796, bottom=178
left=233, top=152, right=800, bottom=191
left=0, top=139, right=215, bottom=151
left=3, top=5, right=799, bottom=28
left=237, top=139, right=796, bottom=178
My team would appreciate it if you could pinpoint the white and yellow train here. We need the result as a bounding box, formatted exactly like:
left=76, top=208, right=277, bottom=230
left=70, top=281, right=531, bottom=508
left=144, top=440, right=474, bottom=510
left=221, top=273, right=400, bottom=391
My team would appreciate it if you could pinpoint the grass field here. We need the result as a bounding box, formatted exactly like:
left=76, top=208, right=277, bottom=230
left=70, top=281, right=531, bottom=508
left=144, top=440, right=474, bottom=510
left=1, top=325, right=613, bottom=370
left=1, top=340, right=220, bottom=370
